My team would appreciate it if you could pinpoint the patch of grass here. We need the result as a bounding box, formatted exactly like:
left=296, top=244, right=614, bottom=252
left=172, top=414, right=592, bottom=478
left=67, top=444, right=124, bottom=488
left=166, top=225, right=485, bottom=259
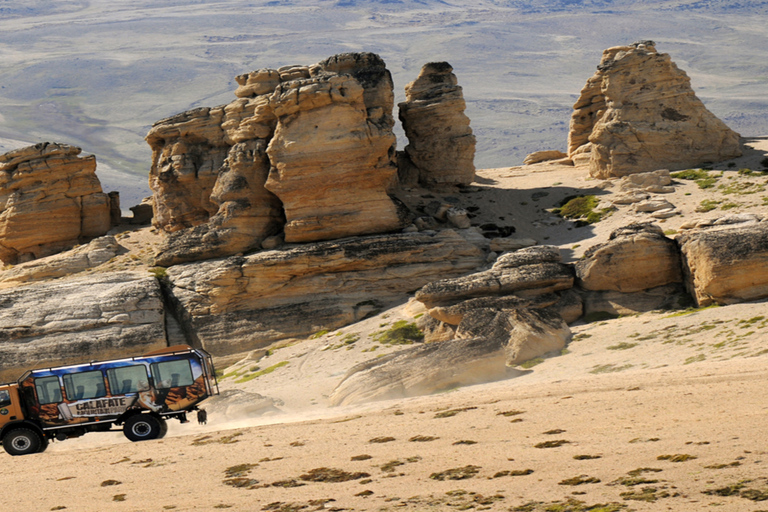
left=574, top=454, right=602, bottom=460
left=148, top=267, right=167, bottom=279
left=380, top=460, right=405, bottom=473
left=310, top=330, right=329, bottom=339
left=590, top=364, right=633, bottom=374
left=453, top=440, right=477, bottom=445
left=534, top=439, right=570, bottom=449
left=559, top=475, right=601, bottom=485
left=369, top=436, right=396, bottom=443
left=224, top=464, right=258, bottom=478
left=684, top=354, right=706, bottom=365
left=430, top=465, right=481, bottom=481
left=299, top=467, right=370, bottom=483
left=657, top=453, right=697, bottom=462
left=671, top=169, right=719, bottom=189
left=511, top=499, right=626, bottom=511
left=351, top=454, right=372, bottom=461
left=409, top=435, right=438, bottom=442
left=101, top=480, right=122, bottom=487
left=434, top=406, right=477, bottom=419
left=696, top=199, right=721, bottom=212
left=234, top=361, right=289, bottom=383
left=663, top=304, right=719, bottom=318
left=552, top=195, right=613, bottom=226
left=719, top=180, right=766, bottom=194
left=494, top=469, right=534, bottom=477
left=607, top=342, right=638, bottom=351
left=372, top=320, right=424, bottom=345
left=702, top=481, right=749, bottom=496
left=519, top=357, right=544, bottom=369
left=620, top=487, right=670, bottom=502
left=497, top=410, right=525, bottom=417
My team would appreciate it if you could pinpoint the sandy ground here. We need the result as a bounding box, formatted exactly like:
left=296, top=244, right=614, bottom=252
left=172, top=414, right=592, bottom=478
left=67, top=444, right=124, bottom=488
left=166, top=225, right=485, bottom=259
left=3, top=141, right=768, bottom=511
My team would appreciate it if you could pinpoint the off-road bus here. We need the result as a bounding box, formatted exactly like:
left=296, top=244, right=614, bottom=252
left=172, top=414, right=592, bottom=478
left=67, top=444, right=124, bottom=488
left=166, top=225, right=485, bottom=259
left=0, top=345, right=218, bottom=456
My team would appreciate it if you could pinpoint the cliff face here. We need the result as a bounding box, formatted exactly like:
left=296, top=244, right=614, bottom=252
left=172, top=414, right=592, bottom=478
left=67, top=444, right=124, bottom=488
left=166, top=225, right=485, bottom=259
left=568, top=41, right=742, bottom=178
left=0, top=143, right=114, bottom=265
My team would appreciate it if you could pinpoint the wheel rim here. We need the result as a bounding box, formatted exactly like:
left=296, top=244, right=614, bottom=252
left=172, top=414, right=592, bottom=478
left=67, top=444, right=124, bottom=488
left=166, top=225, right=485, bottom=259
left=11, top=435, right=31, bottom=451
left=131, top=421, right=151, bottom=437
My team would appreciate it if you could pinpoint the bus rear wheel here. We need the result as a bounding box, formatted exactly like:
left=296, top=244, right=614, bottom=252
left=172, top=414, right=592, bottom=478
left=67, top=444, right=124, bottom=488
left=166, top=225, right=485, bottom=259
left=3, top=428, right=42, bottom=456
left=123, top=414, right=162, bottom=442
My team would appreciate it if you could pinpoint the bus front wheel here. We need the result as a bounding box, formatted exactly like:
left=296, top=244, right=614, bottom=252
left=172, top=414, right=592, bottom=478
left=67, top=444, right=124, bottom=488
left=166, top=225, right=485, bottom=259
left=123, top=414, right=162, bottom=442
left=3, top=428, right=43, bottom=456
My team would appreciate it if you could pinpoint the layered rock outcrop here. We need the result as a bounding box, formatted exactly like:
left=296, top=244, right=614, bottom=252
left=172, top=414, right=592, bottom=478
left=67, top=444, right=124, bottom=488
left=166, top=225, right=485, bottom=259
left=398, top=62, right=476, bottom=187
left=0, top=271, right=166, bottom=382
left=0, top=236, right=119, bottom=289
left=165, top=230, right=485, bottom=355
left=0, top=143, right=114, bottom=264
left=568, top=41, right=742, bottom=178
left=148, top=52, right=414, bottom=264
left=678, top=221, right=768, bottom=306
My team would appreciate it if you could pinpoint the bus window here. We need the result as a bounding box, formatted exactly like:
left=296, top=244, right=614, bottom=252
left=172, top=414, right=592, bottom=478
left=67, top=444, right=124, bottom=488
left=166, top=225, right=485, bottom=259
left=63, top=370, right=108, bottom=401
left=106, top=365, right=150, bottom=394
left=151, top=359, right=194, bottom=389
left=35, top=376, right=63, bottom=405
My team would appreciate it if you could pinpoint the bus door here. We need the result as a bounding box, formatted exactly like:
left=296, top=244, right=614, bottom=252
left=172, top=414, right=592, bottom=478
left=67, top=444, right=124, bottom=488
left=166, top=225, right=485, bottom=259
left=0, top=385, right=24, bottom=427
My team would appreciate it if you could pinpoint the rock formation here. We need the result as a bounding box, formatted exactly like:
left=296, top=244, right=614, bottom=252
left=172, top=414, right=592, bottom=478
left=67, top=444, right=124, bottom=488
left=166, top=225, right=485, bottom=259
left=568, top=41, right=742, bottom=178
left=0, top=236, right=119, bottom=289
left=164, top=230, right=485, bottom=355
left=0, top=271, right=166, bottom=382
left=265, top=56, right=402, bottom=243
left=148, top=52, right=412, bottom=264
left=576, top=223, right=681, bottom=293
left=398, top=62, right=476, bottom=187
left=0, top=142, right=114, bottom=264
left=678, top=221, right=768, bottom=306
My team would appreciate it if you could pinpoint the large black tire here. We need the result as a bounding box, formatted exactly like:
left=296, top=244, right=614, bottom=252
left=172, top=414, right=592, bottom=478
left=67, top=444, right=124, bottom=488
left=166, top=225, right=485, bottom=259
left=38, top=436, right=49, bottom=453
left=123, top=414, right=162, bottom=442
left=157, top=418, right=168, bottom=439
left=3, top=428, right=42, bottom=456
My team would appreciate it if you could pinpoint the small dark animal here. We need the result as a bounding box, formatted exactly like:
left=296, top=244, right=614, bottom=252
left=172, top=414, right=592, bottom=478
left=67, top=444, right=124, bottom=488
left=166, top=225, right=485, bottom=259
left=197, top=409, right=207, bottom=425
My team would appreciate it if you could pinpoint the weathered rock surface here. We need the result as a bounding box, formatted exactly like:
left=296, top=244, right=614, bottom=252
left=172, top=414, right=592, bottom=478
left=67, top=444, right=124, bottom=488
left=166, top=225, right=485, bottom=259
left=148, top=52, right=409, bottom=262
left=329, top=336, right=525, bottom=406
left=568, top=41, right=742, bottom=179
left=266, top=71, right=401, bottom=243
left=678, top=222, right=768, bottom=306
left=0, top=142, right=113, bottom=264
left=524, top=150, right=568, bottom=165
left=415, top=246, right=574, bottom=309
left=398, top=62, right=476, bottom=187
left=0, top=272, right=166, bottom=381
left=576, top=223, right=682, bottom=293
left=165, top=230, right=484, bottom=355
left=0, top=236, right=119, bottom=289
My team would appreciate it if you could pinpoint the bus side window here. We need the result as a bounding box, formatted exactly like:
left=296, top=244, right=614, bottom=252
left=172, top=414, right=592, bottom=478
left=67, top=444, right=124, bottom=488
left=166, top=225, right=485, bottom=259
left=151, top=360, right=194, bottom=389
left=106, top=365, right=150, bottom=394
left=34, top=376, right=63, bottom=405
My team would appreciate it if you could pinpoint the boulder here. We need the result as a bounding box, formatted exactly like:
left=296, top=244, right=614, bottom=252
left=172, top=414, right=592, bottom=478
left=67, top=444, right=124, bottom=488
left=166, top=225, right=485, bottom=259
left=576, top=223, right=682, bottom=293
left=524, top=150, right=568, bottom=165
left=0, top=236, right=119, bottom=289
left=678, top=222, right=768, bottom=306
left=164, top=230, right=484, bottom=355
left=415, top=246, right=573, bottom=309
left=0, top=272, right=166, bottom=382
left=129, top=197, right=154, bottom=225
left=398, top=62, right=476, bottom=187
left=568, top=41, right=742, bottom=179
left=0, top=142, right=112, bottom=264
